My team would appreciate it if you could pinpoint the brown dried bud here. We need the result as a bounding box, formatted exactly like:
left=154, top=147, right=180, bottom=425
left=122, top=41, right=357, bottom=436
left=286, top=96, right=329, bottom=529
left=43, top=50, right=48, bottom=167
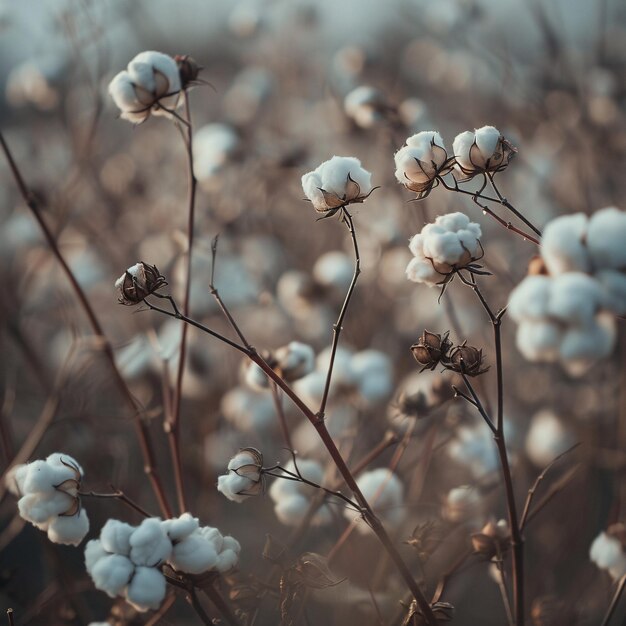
left=410, top=330, right=452, bottom=371
left=531, top=595, right=578, bottom=626
left=446, top=344, right=489, bottom=377
left=471, top=519, right=510, bottom=560
left=404, top=521, right=442, bottom=563
left=176, top=55, right=201, bottom=87
left=115, top=262, right=166, bottom=305
left=403, top=600, right=454, bottom=625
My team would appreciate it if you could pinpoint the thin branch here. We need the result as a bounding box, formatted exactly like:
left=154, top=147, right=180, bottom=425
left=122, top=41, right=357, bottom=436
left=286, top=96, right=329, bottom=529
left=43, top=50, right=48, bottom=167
left=202, top=584, right=242, bottom=626
left=0, top=131, right=172, bottom=518
left=318, top=208, right=361, bottom=419
left=487, top=173, right=542, bottom=237
left=6, top=609, right=14, bottom=626
left=79, top=488, right=152, bottom=518
left=601, top=574, right=626, bottom=626
left=519, top=443, right=581, bottom=531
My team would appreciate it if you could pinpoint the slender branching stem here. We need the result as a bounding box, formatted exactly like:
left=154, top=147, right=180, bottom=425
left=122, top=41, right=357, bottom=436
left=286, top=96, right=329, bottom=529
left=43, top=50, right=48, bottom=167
left=168, top=92, right=197, bottom=515
left=487, top=173, right=542, bottom=237
left=601, top=574, right=626, bottom=626
left=0, top=131, right=172, bottom=518
left=6, top=609, right=14, bottom=626
left=79, top=488, right=152, bottom=518
left=202, top=585, right=242, bottom=626
left=318, top=208, right=361, bottom=420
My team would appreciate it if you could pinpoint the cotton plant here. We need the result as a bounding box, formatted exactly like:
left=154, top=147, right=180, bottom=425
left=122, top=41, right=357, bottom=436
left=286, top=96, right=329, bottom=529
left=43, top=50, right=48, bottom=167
left=344, top=469, right=406, bottom=534
left=85, top=514, right=240, bottom=611
left=108, top=52, right=199, bottom=124
left=217, top=448, right=264, bottom=503
left=405, top=212, right=484, bottom=287
left=5, top=453, right=89, bottom=546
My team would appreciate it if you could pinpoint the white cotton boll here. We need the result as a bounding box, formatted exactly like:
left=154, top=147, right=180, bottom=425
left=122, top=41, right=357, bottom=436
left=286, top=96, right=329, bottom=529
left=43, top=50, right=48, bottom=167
left=217, top=473, right=255, bottom=503
left=85, top=539, right=108, bottom=576
left=351, top=350, right=393, bottom=404
left=100, top=519, right=135, bottom=555
left=129, top=518, right=172, bottom=567
left=473, top=126, right=501, bottom=165
left=525, top=411, right=575, bottom=467
left=302, top=156, right=372, bottom=213
left=18, top=491, right=74, bottom=523
left=125, top=566, right=166, bottom=612
left=313, top=251, right=354, bottom=291
left=344, top=86, right=386, bottom=128
left=448, top=424, right=500, bottom=478
left=275, top=342, right=315, bottom=382
left=590, top=532, right=626, bottom=579
left=273, top=494, right=311, bottom=526
left=348, top=469, right=405, bottom=533
left=587, top=207, right=626, bottom=270
left=559, top=314, right=616, bottom=371
left=394, top=131, right=449, bottom=195
left=168, top=531, right=219, bottom=574
left=547, top=273, right=606, bottom=325
left=5, top=464, right=28, bottom=496
left=540, top=213, right=590, bottom=275
left=408, top=234, right=424, bottom=258
left=161, top=513, right=199, bottom=542
left=515, top=320, right=562, bottom=362
left=316, top=345, right=357, bottom=388
left=452, top=131, right=475, bottom=171
left=405, top=256, right=440, bottom=286
left=90, top=554, right=135, bottom=598
left=131, top=52, right=181, bottom=95
left=293, top=370, right=328, bottom=407
left=22, top=459, right=74, bottom=494
left=193, top=124, right=240, bottom=181
left=443, top=486, right=483, bottom=524
left=243, top=361, right=270, bottom=391
left=47, top=509, right=89, bottom=546
left=507, top=275, right=552, bottom=321
left=221, top=387, right=276, bottom=432
left=595, top=269, right=626, bottom=315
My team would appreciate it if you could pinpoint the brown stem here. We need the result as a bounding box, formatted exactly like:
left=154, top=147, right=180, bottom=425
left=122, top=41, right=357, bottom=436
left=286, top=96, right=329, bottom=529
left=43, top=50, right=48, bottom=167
left=79, top=488, right=152, bottom=518
left=168, top=93, right=197, bottom=515
left=0, top=131, right=172, bottom=519
left=202, top=585, right=242, bottom=626
left=601, top=574, right=626, bottom=626
left=6, top=609, right=14, bottom=626
left=318, top=208, right=360, bottom=419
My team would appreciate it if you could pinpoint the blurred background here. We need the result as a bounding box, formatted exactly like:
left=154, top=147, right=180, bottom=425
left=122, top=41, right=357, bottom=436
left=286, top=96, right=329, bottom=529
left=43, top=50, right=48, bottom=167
left=0, top=0, right=625, bottom=624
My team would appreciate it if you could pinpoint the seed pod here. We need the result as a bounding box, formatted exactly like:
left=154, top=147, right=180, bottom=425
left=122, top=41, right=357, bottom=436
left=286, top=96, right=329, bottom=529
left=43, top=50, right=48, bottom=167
left=115, top=262, right=166, bottom=305
left=410, top=330, right=452, bottom=371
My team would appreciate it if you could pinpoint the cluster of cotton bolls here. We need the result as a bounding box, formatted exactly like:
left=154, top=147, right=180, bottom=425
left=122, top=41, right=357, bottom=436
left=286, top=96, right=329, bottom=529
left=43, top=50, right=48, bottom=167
left=344, top=469, right=405, bottom=534
left=590, top=526, right=626, bottom=580
left=6, top=453, right=89, bottom=546
left=268, top=459, right=334, bottom=527
left=508, top=207, right=626, bottom=374
left=405, top=212, right=483, bottom=286
left=85, top=514, right=240, bottom=611
left=294, top=345, right=394, bottom=408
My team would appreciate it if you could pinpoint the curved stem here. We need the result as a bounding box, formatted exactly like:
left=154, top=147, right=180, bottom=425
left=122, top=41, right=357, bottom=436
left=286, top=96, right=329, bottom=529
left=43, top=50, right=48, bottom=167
left=601, top=574, right=626, bottom=626
left=487, top=173, right=541, bottom=237
left=318, top=209, right=361, bottom=419
left=0, top=131, right=172, bottom=518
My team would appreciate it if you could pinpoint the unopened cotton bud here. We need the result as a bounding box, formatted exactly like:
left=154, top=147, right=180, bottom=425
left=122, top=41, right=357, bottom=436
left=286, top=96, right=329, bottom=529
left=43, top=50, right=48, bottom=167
left=472, top=519, right=510, bottom=560
left=301, top=156, right=374, bottom=216
left=115, top=262, right=166, bottom=305
left=394, top=131, right=453, bottom=199
left=217, top=448, right=264, bottom=503
left=452, top=126, right=516, bottom=181
left=446, top=344, right=489, bottom=377
left=411, top=330, right=452, bottom=371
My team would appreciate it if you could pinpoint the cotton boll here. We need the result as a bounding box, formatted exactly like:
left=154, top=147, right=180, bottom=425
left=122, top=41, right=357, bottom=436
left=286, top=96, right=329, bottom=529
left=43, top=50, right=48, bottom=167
left=47, top=509, right=89, bottom=546
left=453, top=126, right=515, bottom=180
left=515, top=320, right=562, bottom=362
left=313, top=251, right=354, bottom=292
left=125, top=566, right=166, bottom=612
left=243, top=361, right=270, bottom=392
left=100, top=519, right=135, bottom=555
left=590, top=532, right=626, bottom=579
left=405, top=256, right=441, bottom=286
left=344, top=86, right=387, bottom=128
left=221, top=386, right=276, bottom=433
left=216, top=538, right=241, bottom=572
left=348, top=469, right=405, bottom=533
left=193, top=124, right=240, bottom=182
left=90, top=554, right=135, bottom=598
left=351, top=350, right=393, bottom=404
left=316, top=345, right=357, bottom=388
left=302, top=156, right=373, bottom=214
left=548, top=273, right=606, bottom=325
left=448, top=423, right=500, bottom=478
left=587, top=207, right=626, bottom=270
left=507, top=275, right=552, bottom=321
left=46, top=453, right=83, bottom=477
left=559, top=314, right=616, bottom=375
left=18, top=491, right=75, bottom=524
left=443, top=486, right=483, bottom=525
left=168, top=531, right=219, bottom=574
left=161, top=513, right=199, bottom=542
left=85, top=539, right=108, bottom=576
left=540, top=213, right=590, bottom=275
left=525, top=411, right=575, bottom=467
left=22, top=459, right=74, bottom=494
left=129, top=518, right=172, bottom=567
left=595, top=269, right=626, bottom=315
left=275, top=342, right=315, bottom=382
